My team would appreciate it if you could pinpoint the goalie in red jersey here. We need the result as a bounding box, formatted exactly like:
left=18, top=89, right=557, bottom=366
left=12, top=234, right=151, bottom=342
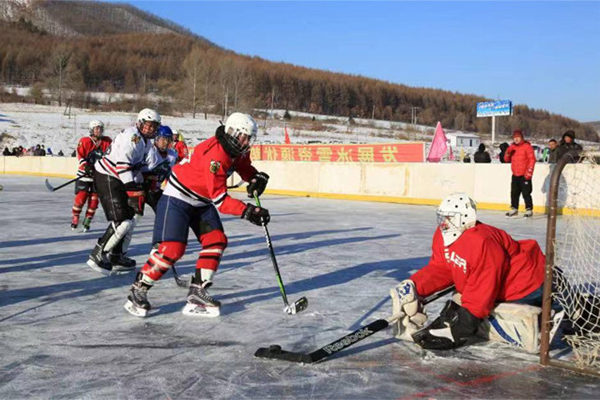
left=71, top=120, right=112, bottom=232
left=124, top=112, right=270, bottom=318
left=391, top=193, right=546, bottom=352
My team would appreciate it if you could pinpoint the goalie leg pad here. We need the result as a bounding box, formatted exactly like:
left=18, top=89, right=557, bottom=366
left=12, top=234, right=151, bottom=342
left=104, top=219, right=135, bottom=254
left=477, top=303, right=541, bottom=353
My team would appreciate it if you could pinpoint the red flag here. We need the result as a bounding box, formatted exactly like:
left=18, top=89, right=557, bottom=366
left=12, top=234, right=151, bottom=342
left=427, top=121, right=448, bottom=162
left=449, top=145, right=455, bottom=161
left=284, top=125, right=291, bottom=144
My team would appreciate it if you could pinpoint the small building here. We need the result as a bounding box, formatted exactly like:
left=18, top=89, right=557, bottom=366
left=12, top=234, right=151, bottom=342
left=446, top=132, right=481, bottom=148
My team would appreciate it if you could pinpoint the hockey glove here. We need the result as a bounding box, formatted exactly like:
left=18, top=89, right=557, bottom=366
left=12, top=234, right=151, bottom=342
left=242, top=203, right=270, bottom=226
left=412, top=300, right=481, bottom=350
left=247, top=172, right=269, bottom=198
left=390, top=280, right=427, bottom=341
left=125, top=182, right=145, bottom=216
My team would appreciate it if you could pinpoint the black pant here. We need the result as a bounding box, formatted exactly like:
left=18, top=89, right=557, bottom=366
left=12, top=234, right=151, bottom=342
left=511, top=175, right=533, bottom=210
left=95, top=173, right=134, bottom=222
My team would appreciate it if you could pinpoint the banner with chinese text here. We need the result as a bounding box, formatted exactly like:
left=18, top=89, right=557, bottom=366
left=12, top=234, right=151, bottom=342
left=249, top=143, right=424, bottom=163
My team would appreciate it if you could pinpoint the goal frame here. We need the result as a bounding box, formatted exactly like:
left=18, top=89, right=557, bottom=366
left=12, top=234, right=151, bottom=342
left=540, top=151, right=600, bottom=376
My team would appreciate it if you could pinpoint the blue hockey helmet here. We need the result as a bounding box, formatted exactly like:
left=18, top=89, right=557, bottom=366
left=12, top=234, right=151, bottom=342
left=156, top=125, right=173, bottom=140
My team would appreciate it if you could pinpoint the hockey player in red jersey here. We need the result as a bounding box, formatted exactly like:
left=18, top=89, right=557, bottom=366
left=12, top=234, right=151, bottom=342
left=124, top=112, right=270, bottom=318
left=391, top=193, right=545, bottom=351
left=171, top=130, right=189, bottom=162
left=86, top=108, right=161, bottom=275
left=71, top=120, right=112, bottom=232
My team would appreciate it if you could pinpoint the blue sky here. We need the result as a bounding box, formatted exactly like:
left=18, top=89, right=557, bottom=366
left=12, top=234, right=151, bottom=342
left=115, top=1, right=599, bottom=122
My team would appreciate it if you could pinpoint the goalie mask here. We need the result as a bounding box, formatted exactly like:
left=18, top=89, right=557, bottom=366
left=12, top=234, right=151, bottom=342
left=437, top=193, right=477, bottom=246
left=218, top=112, right=258, bottom=157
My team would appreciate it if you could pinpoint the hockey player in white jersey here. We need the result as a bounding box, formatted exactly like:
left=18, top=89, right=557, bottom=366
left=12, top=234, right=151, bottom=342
left=141, top=125, right=178, bottom=213
left=86, top=108, right=160, bottom=275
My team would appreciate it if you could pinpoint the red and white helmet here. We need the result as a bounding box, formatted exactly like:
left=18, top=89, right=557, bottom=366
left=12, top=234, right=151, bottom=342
left=437, top=193, right=477, bottom=246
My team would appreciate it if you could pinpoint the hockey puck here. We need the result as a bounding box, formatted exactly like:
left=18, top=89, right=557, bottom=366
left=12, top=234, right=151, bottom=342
left=269, top=345, right=282, bottom=353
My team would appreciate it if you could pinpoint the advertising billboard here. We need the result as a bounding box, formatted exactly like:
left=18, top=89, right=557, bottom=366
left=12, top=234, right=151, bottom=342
left=476, top=100, right=513, bottom=117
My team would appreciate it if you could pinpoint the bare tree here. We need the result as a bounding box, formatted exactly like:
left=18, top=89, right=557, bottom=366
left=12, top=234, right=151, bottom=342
left=50, top=48, right=72, bottom=107
left=218, top=58, right=234, bottom=119
left=230, top=59, right=252, bottom=112
left=183, top=46, right=216, bottom=119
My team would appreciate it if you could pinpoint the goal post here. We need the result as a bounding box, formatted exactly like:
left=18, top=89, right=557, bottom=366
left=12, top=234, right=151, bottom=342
left=540, top=150, right=600, bottom=376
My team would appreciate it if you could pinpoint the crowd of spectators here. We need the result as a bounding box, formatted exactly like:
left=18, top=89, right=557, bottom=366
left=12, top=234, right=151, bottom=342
left=2, top=144, right=64, bottom=157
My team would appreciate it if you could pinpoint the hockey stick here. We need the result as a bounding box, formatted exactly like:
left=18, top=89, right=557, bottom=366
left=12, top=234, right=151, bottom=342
left=254, top=193, right=308, bottom=315
left=45, top=176, right=80, bottom=192
left=172, top=264, right=191, bottom=289
left=227, top=180, right=245, bottom=189
left=255, top=285, right=455, bottom=364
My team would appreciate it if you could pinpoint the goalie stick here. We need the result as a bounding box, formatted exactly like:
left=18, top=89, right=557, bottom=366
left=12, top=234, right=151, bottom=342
left=255, top=285, right=455, bottom=364
left=45, top=176, right=80, bottom=192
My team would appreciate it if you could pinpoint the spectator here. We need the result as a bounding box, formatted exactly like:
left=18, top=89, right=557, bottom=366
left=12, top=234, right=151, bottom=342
left=71, top=150, right=76, bottom=157
left=547, top=139, right=558, bottom=163
left=34, top=144, right=43, bottom=156
left=557, top=130, right=583, bottom=163
left=473, top=144, right=492, bottom=163
left=504, top=130, right=536, bottom=218
left=499, top=142, right=510, bottom=163
left=463, top=155, right=471, bottom=163
left=41, top=144, right=47, bottom=156
left=58, top=150, right=64, bottom=156
left=3, top=146, right=11, bottom=156
left=46, top=147, right=53, bottom=156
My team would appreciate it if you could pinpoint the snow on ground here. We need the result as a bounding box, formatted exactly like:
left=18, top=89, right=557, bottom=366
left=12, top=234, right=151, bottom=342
left=1, top=175, right=599, bottom=398
left=0, top=103, right=434, bottom=156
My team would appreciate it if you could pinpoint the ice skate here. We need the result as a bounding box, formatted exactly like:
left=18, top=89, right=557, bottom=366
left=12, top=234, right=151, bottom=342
left=87, top=244, right=113, bottom=275
left=505, top=208, right=518, bottom=218
left=109, top=253, right=136, bottom=273
left=182, top=282, right=221, bottom=317
left=524, top=209, right=533, bottom=218
left=71, top=215, right=79, bottom=231
left=124, top=274, right=152, bottom=317
left=82, top=217, right=92, bottom=232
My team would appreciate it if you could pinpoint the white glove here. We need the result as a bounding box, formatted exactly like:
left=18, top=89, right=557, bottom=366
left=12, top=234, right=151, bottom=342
left=390, top=280, right=428, bottom=341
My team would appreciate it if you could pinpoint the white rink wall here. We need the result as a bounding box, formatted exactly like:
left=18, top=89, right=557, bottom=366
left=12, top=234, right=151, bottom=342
left=4, top=156, right=598, bottom=212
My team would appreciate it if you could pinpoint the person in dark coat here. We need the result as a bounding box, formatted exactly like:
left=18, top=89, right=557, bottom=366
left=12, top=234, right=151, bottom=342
left=547, top=139, right=558, bottom=163
left=557, top=130, right=583, bottom=163
left=3, top=146, right=11, bottom=156
left=499, top=142, right=510, bottom=163
left=473, top=144, right=492, bottom=163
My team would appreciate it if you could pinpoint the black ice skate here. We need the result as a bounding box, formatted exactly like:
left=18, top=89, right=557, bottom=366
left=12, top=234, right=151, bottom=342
left=505, top=208, right=519, bottom=218
left=87, top=244, right=113, bottom=275
left=109, top=253, right=136, bottom=273
left=124, top=274, right=152, bottom=317
left=182, top=282, right=221, bottom=317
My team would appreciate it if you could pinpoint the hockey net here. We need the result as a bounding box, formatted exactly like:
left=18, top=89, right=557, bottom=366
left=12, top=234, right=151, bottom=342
left=540, top=151, right=600, bottom=375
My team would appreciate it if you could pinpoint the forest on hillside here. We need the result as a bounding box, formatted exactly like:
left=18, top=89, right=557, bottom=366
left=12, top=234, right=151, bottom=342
left=0, top=16, right=596, bottom=141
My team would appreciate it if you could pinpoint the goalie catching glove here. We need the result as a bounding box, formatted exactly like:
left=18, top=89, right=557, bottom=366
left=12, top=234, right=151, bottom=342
left=390, top=280, right=428, bottom=341
left=125, top=182, right=145, bottom=216
left=242, top=204, right=270, bottom=226
left=412, top=300, right=481, bottom=350
left=247, top=172, right=269, bottom=198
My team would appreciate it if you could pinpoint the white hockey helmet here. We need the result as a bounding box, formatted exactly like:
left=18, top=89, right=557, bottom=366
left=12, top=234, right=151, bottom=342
left=136, top=108, right=161, bottom=137
left=89, top=119, right=104, bottom=135
left=437, top=193, right=477, bottom=246
left=222, top=112, right=258, bottom=156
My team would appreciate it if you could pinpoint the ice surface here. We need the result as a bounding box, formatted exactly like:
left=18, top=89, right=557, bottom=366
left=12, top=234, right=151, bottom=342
left=1, top=175, right=599, bottom=398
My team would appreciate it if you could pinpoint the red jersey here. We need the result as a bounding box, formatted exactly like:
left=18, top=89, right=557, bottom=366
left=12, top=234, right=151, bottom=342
left=174, top=140, right=189, bottom=162
left=410, top=222, right=545, bottom=319
left=163, top=136, right=257, bottom=216
left=76, top=136, right=112, bottom=177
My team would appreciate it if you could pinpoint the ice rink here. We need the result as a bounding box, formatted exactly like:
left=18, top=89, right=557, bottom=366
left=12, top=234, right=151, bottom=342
left=1, top=175, right=598, bottom=399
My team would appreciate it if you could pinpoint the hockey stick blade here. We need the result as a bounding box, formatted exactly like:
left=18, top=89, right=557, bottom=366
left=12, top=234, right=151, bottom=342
left=285, top=297, right=308, bottom=315
left=45, top=178, right=56, bottom=192
left=255, top=285, right=455, bottom=364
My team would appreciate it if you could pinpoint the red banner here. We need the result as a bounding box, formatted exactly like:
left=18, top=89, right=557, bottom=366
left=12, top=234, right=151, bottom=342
left=250, top=143, right=424, bottom=163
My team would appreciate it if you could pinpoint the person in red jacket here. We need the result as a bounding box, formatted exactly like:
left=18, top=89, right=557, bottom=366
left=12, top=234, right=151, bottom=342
left=71, top=120, right=112, bottom=232
left=172, top=130, right=189, bottom=162
left=503, top=130, right=536, bottom=218
left=390, top=193, right=545, bottom=350
left=124, top=113, right=270, bottom=318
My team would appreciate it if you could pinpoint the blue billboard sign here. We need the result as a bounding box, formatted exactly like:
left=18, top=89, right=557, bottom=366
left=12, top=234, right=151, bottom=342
left=476, top=100, right=513, bottom=117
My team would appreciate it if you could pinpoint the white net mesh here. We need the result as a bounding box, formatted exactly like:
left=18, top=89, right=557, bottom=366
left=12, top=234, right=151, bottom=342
left=553, top=152, right=600, bottom=368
